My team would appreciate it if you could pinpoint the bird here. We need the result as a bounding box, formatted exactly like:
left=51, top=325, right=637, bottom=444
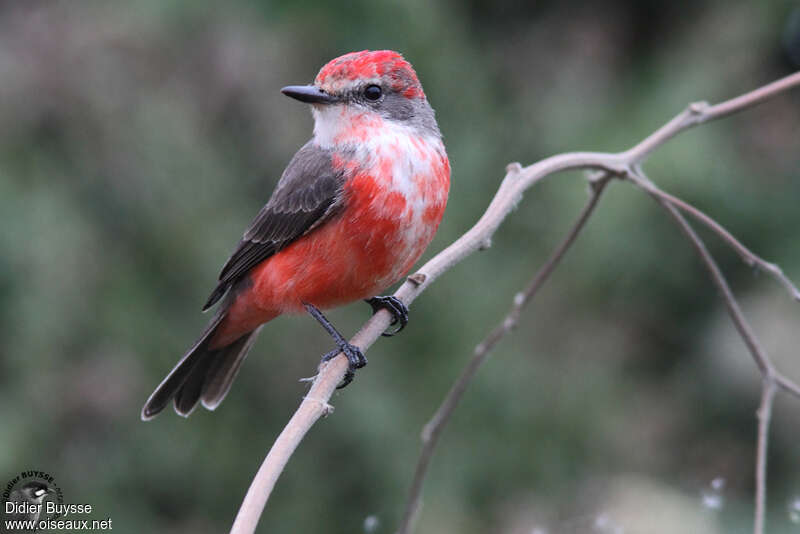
left=141, top=50, right=450, bottom=420
left=6, top=481, right=53, bottom=527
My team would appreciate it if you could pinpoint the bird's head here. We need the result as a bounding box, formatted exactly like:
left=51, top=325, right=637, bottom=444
left=19, top=481, right=53, bottom=504
left=281, top=50, right=439, bottom=145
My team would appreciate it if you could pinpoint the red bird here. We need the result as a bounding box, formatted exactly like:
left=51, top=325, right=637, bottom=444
left=142, top=50, right=450, bottom=420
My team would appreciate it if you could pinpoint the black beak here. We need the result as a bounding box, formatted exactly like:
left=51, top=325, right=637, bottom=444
left=280, top=85, right=336, bottom=104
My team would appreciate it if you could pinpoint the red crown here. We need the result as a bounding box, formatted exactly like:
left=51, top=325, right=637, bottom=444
left=315, top=50, right=424, bottom=99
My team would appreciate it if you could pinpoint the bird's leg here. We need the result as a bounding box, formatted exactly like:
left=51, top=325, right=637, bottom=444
left=303, top=302, right=365, bottom=388
left=365, top=296, right=409, bottom=337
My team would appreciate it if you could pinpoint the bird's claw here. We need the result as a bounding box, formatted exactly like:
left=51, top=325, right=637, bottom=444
left=365, top=296, right=409, bottom=337
left=320, top=342, right=366, bottom=389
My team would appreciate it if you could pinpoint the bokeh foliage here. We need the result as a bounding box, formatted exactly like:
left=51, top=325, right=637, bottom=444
left=1, top=1, right=799, bottom=532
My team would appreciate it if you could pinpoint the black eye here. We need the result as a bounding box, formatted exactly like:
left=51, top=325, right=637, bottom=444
left=363, top=85, right=382, bottom=101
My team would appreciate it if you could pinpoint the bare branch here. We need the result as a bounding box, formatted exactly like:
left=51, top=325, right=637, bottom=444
left=704, top=72, right=800, bottom=121
left=230, top=71, right=800, bottom=534
left=628, top=173, right=800, bottom=406
left=775, top=373, right=800, bottom=399
left=755, top=381, right=777, bottom=534
left=391, top=73, right=800, bottom=534
left=625, top=174, right=800, bottom=301
left=396, top=174, right=612, bottom=534
left=622, top=71, right=800, bottom=162
left=639, top=174, right=787, bottom=534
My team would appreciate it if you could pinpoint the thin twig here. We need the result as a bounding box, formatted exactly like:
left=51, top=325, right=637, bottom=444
left=625, top=174, right=800, bottom=301
left=755, top=380, right=777, bottom=534
left=230, top=70, right=800, bottom=534
left=641, top=177, right=781, bottom=534
left=396, top=175, right=612, bottom=534
left=640, top=177, right=771, bottom=376
left=775, top=373, right=800, bottom=399
left=621, top=72, right=800, bottom=163
left=628, top=173, right=800, bottom=405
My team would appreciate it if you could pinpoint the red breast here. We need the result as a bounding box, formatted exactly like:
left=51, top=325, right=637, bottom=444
left=213, top=134, right=449, bottom=348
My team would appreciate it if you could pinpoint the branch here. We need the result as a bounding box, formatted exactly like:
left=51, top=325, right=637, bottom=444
left=230, top=70, right=800, bottom=534
left=396, top=174, right=612, bottom=534
left=631, top=172, right=800, bottom=401
left=625, top=174, right=800, bottom=302
left=756, top=380, right=777, bottom=534
left=392, top=71, right=800, bottom=534
left=620, top=72, right=800, bottom=162
left=642, top=188, right=784, bottom=534
left=229, top=155, right=628, bottom=534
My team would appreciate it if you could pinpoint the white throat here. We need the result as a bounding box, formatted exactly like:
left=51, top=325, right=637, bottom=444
left=311, top=104, right=425, bottom=149
left=310, top=104, right=345, bottom=148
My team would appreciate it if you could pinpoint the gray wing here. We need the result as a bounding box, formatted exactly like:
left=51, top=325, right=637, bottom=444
left=203, top=142, right=344, bottom=310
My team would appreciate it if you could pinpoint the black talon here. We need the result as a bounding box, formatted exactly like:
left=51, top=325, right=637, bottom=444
left=365, top=296, right=409, bottom=337
left=320, top=342, right=366, bottom=388
left=304, top=302, right=366, bottom=388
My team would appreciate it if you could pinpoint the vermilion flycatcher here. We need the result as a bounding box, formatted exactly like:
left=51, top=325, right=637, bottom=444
left=142, top=50, right=450, bottom=420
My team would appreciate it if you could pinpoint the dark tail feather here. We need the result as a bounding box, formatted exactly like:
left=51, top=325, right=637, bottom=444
left=140, top=312, right=260, bottom=420
left=203, top=283, right=228, bottom=312
left=173, top=350, right=215, bottom=416
left=201, top=326, right=262, bottom=410
left=173, top=328, right=261, bottom=416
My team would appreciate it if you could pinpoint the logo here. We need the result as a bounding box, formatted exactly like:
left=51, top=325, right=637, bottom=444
left=3, top=470, right=64, bottom=531
left=2, top=469, right=112, bottom=531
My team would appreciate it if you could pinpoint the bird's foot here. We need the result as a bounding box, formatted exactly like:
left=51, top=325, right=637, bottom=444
left=320, top=341, right=366, bottom=389
left=365, top=296, right=409, bottom=337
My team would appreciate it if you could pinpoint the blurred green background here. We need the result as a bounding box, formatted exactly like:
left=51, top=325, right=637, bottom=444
left=1, top=0, right=799, bottom=532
